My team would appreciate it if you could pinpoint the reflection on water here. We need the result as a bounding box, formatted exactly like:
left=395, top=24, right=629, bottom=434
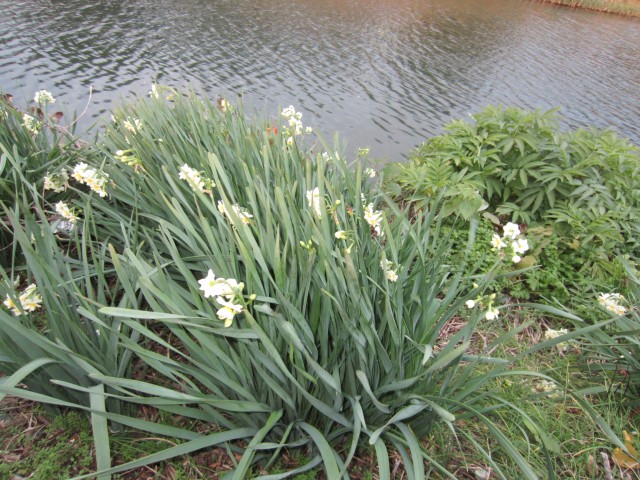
left=1, top=0, right=639, bottom=160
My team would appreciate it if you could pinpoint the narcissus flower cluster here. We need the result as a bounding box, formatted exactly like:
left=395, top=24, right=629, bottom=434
left=598, top=293, right=627, bottom=315
left=44, top=170, right=69, bottom=193
left=217, top=201, right=253, bottom=225
left=3, top=283, right=43, bottom=316
left=281, top=105, right=312, bottom=146
left=72, top=163, right=109, bottom=197
left=198, top=269, right=248, bottom=327
left=491, top=221, right=529, bottom=263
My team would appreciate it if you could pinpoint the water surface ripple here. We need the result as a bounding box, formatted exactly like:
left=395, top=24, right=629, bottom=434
left=1, top=0, right=638, bottom=160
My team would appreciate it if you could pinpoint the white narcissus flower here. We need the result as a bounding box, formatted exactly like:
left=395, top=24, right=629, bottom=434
left=178, top=164, right=205, bottom=192
left=196, top=269, right=246, bottom=327
left=364, top=203, right=383, bottom=236
left=598, top=293, right=628, bottom=315
left=215, top=297, right=243, bottom=327
left=512, top=238, right=529, bottom=254
left=148, top=84, right=159, bottom=99
left=485, top=308, right=499, bottom=320
left=380, top=259, right=398, bottom=282
left=282, top=105, right=296, bottom=118
left=3, top=283, right=42, bottom=316
left=218, top=201, right=252, bottom=225
left=198, top=270, right=242, bottom=299
left=22, top=114, right=40, bottom=134
left=306, top=187, right=323, bottom=219
left=380, top=259, right=393, bottom=270
left=70, top=163, right=109, bottom=197
left=72, top=162, right=89, bottom=182
left=44, top=169, right=69, bottom=192
left=491, top=234, right=505, bottom=250
left=512, top=255, right=522, bottom=264
left=19, top=289, right=42, bottom=312
left=503, top=222, right=520, bottom=239
left=465, top=299, right=476, bottom=309
left=123, top=117, right=142, bottom=133
left=55, top=201, right=79, bottom=223
left=364, top=167, right=376, bottom=178
left=34, top=90, right=55, bottom=105
left=544, top=328, right=568, bottom=340
left=334, top=230, right=348, bottom=240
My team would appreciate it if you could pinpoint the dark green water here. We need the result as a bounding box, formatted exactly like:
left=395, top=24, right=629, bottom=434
left=1, top=0, right=638, bottom=159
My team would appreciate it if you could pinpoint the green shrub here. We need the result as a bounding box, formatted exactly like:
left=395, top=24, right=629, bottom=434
left=384, top=106, right=640, bottom=308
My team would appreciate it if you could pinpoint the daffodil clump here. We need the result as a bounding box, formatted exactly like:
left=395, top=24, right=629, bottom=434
left=198, top=269, right=250, bottom=327
left=3, top=283, right=43, bottom=316
left=43, top=169, right=69, bottom=193
left=598, top=293, right=628, bottom=315
left=491, top=221, right=529, bottom=264
left=71, top=162, right=109, bottom=197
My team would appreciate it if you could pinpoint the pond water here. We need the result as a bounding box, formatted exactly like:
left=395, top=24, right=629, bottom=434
left=1, top=0, right=639, bottom=160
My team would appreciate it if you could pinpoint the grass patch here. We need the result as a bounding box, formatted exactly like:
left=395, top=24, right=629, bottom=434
left=538, top=0, right=640, bottom=17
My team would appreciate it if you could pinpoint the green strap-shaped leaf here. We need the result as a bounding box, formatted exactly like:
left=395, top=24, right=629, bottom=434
left=69, top=427, right=259, bottom=480
left=356, top=370, right=390, bottom=413
left=230, top=410, right=283, bottom=480
left=298, top=422, right=341, bottom=479
left=88, top=384, right=111, bottom=480
left=0, top=358, right=57, bottom=402
left=369, top=403, right=427, bottom=444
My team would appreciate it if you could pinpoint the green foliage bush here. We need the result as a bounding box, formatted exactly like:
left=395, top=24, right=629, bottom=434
left=384, top=105, right=640, bottom=305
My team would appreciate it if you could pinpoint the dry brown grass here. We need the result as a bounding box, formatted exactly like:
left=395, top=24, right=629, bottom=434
left=538, top=0, right=640, bottom=17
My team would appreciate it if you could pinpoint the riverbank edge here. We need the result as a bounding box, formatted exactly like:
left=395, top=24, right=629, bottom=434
left=536, top=0, right=640, bottom=17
